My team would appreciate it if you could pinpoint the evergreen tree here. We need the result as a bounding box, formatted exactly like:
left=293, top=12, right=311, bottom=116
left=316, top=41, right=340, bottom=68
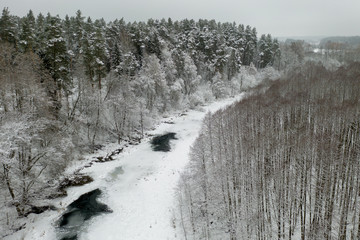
left=63, top=14, right=73, bottom=50
left=106, top=19, right=124, bottom=70
left=82, top=17, right=96, bottom=84
left=258, top=34, right=273, bottom=68
left=93, top=20, right=107, bottom=89
left=258, top=34, right=280, bottom=68
left=145, top=26, right=162, bottom=57
left=242, top=26, right=257, bottom=65
left=81, top=17, right=108, bottom=89
left=73, top=10, right=85, bottom=56
left=0, top=8, right=17, bottom=44
left=225, top=47, right=241, bottom=80
left=43, top=15, right=70, bottom=93
left=34, top=13, right=46, bottom=55
left=18, top=10, right=35, bottom=52
left=272, top=38, right=281, bottom=69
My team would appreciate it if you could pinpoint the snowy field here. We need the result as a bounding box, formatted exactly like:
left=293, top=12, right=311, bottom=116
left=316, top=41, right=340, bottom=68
left=5, top=94, right=243, bottom=240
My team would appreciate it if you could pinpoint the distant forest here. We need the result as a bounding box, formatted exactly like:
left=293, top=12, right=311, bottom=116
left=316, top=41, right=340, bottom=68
left=320, top=36, right=360, bottom=49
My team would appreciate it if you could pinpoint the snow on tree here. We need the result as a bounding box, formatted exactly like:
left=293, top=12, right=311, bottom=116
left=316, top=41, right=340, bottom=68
left=33, top=13, right=47, bottom=55
left=177, top=62, right=360, bottom=240
left=1, top=114, right=48, bottom=216
left=18, top=10, right=36, bottom=52
left=43, top=14, right=71, bottom=94
left=0, top=42, right=66, bottom=217
left=181, top=53, right=201, bottom=96
left=0, top=10, right=288, bottom=236
left=134, top=54, right=167, bottom=112
left=0, top=8, right=17, bottom=44
left=258, top=34, right=277, bottom=68
left=92, top=20, right=108, bottom=89
left=72, top=10, right=85, bottom=55
left=211, top=72, right=228, bottom=99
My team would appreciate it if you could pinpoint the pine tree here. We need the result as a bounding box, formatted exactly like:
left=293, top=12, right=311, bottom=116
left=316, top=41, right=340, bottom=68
left=63, top=14, right=73, bottom=50
left=0, top=8, right=17, bottom=45
left=82, top=17, right=96, bottom=84
left=258, top=34, right=280, bottom=68
left=242, top=26, right=257, bottom=65
left=19, top=10, right=35, bottom=52
left=81, top=17, right=107, bottom=89
left=43, top=14, right=70, bottom=93
left=34, top=13, right=46, bottom=55
left=258, top=34, right=273, bottom=68
left=93, top=20, right=107, bottom=89
left=272, top=38, right=281, bottom=69
left=73, top=10, right=85, bottom=56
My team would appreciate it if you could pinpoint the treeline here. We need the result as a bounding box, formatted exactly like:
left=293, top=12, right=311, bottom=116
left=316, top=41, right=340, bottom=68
left=178, top=62, right=360, bottom=240
left=320, top=36, right=360, bottom=49
left=0, top=7, right=280, bottom=88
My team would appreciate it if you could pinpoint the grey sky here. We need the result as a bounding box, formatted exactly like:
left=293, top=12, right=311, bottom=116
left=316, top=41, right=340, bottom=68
left=2, top=0, right=360, bottom=37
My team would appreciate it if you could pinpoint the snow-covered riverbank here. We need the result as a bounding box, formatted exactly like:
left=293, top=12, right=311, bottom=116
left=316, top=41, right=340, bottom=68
left=5, top=94, right=244, bottom=240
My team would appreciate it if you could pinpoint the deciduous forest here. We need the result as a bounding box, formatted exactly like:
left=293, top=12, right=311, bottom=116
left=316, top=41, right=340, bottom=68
left=178, top=62, right=360, bottom=240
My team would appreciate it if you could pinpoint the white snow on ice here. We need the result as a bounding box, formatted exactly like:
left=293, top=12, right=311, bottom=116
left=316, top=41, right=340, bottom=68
left=5, top=94, right=243, bottom=240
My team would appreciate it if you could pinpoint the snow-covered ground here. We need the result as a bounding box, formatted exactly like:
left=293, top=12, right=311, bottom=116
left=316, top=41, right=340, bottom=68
left=5, top=94, right=243, bottom=240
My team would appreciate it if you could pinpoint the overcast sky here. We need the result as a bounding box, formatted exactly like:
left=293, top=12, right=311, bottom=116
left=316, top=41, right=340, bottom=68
left=2, top=0, right=360, bottom=37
